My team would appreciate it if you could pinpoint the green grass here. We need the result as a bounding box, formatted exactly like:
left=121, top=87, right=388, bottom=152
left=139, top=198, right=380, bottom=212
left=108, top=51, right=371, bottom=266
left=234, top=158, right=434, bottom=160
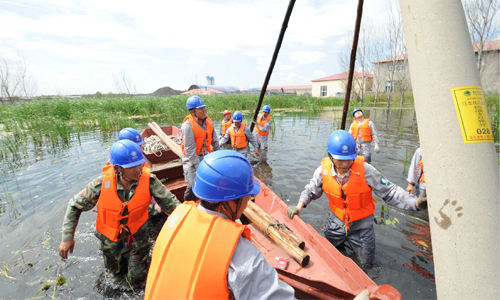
left=0, top=95, right=344, bottom=158
left=485, top=92, right=499, bottom=147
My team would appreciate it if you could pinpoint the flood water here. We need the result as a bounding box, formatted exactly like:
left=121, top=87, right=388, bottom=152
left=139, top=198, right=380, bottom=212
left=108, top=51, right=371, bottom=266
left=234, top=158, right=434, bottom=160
left=0, top=107, right=436, bottom=299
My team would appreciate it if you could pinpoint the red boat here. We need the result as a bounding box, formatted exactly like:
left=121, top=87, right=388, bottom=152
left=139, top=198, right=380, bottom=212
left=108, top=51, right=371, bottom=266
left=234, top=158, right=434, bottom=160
left=141, top=125, right=402, bottom=300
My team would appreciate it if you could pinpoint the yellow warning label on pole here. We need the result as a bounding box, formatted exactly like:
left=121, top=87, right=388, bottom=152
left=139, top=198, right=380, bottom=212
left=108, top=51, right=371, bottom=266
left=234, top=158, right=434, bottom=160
left=451, top=86, right=493, bottom=143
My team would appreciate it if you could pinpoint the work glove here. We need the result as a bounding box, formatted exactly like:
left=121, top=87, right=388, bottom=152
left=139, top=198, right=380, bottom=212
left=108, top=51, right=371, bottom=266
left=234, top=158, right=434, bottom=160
left=415, top=189, right=427, bottom=210
left=287, top=206, right=301, bottom=219
left=353, top=290, right=370, bottom=300
left=374, top=144, right=380, bottom=153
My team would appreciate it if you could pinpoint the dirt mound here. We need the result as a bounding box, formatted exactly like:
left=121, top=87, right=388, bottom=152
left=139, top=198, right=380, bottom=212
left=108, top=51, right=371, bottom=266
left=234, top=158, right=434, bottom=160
left=150, top=86, right=183, bottom=96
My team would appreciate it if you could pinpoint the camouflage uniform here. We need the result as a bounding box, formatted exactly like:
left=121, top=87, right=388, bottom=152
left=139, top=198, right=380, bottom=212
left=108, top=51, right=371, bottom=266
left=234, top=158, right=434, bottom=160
left=61, top=170, right=180, bottom=284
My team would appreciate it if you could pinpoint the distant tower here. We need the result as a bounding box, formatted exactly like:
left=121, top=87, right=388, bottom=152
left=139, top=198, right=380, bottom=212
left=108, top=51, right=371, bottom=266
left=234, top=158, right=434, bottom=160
left=206, top=75, right=214, bottom=85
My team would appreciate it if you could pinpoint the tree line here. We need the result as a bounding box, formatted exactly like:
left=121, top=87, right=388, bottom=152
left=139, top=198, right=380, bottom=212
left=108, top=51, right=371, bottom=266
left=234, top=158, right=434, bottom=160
left=338, top=0, right=499, bottom=107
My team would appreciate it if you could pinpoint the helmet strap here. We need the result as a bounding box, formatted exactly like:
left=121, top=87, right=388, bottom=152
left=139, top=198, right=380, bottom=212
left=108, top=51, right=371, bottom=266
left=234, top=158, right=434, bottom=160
left=221, top=198, right=242, bottom=221
left=329, top=154, right=354, bottom=174
left=113, top=166, right=139, bottom=183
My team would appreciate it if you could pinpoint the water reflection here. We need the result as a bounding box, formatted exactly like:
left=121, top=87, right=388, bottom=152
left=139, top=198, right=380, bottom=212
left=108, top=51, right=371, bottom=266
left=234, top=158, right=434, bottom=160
left=253, top=149, right=273, bottom=187
left=0, top=109, right=435, bottom=299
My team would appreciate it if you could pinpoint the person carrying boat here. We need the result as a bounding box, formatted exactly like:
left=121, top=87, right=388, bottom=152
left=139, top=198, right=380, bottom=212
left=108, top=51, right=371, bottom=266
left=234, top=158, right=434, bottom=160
left=406, top=146, right=426, bottom=197
left=181, top=95, right=220, bottom=201
left=219, top=111, right=259, bottom=158
left=220, top=110, right=233, bottom=147
left=254, top=104, right=273, bottom=149
left=117, top=127, right=164, bottom=213
left=286, top=130, right=427, bottom=268
left=144, top=150, right=296, bottom=299
left=58, top=140, right=180, bottom=285
left=348, top=109, right=379, bottom=163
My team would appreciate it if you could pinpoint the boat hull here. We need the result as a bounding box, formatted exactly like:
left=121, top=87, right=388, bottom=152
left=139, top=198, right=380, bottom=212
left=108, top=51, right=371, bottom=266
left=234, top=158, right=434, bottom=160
left=141, top=125, right=402, bottom=300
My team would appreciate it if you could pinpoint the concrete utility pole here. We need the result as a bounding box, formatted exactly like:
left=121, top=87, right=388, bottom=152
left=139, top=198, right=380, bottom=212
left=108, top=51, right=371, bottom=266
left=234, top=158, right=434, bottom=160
left=399, top=1, right=499, bottom=299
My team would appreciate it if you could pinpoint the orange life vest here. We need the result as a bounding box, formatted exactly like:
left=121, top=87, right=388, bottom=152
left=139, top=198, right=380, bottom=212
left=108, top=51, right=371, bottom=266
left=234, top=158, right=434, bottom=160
left=418, top=158, right=425, bottom=183
left=321, top=156, right=375, bottom=229
left=221, top=117, right=233, bottom=136
left=229, top=123, right=248, bottom=149
left=145, top=202, right=250, bottom=300
left=256, top=114, right=271, bottom=136
left=96, top=165, right=151, bottom=242
left=351, top=119, right=372, bottom=142
left=181, top=115, right=214, bottom=156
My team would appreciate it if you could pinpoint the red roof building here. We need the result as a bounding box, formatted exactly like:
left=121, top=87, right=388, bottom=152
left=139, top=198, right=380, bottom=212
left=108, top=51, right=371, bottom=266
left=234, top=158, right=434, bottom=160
left=311, top=72, right=373, bottom=97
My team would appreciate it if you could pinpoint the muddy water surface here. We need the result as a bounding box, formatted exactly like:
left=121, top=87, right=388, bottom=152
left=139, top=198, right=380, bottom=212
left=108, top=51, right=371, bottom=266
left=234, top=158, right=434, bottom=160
left=0, top=108, right=435, bottom=299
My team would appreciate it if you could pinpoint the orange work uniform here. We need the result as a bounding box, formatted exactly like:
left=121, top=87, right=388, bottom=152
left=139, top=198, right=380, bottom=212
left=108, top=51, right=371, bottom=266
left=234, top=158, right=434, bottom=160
left=221, top=117, right=233, bottom=136
left=181, top=114, right=214, bottom=156
left=145, top=202, right=250, bottom=299
left=256, top=114, right=271, bottom=136
left=229, top=123, right=248, bottom=149
left=96, top=165, right=151, bottom=241
left=351, top=119, right=373, bottom=142
left=321, top=156, right=375, bottom=229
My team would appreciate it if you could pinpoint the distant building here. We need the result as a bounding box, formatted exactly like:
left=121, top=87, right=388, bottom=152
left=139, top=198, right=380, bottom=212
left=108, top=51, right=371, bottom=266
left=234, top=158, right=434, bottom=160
left=187, top=84, right=240, bottom=94
left=474, top=39, right=499, bottom=93
left=181, top=88, right=225, bottom=96
left=206, top=76, right=215, bottom=85
left=311, top=72, right=373, bottom=98
left=372, top=54, right=411, bottom=94
left=372, top=39, right=499, bottom=93
left=249, top=85, right=312, bottom=95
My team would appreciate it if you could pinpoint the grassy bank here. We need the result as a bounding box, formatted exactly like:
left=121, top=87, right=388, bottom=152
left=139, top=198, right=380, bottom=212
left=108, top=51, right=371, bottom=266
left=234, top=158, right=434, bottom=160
left=1, top=93, right=497, bottom=159
left=0, top=95, right=343, bottom=158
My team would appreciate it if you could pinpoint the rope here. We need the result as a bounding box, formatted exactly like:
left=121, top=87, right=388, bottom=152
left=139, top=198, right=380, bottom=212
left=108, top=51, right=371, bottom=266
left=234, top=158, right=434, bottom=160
left=143, top=135, right=169, bottom=157
left=265, top=222, right=291, bottom=236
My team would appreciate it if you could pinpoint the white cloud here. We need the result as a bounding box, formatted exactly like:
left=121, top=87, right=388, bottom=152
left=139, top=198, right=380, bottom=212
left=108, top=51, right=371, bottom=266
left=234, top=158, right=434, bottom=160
left=0, top=0, right=390, bottom=94
left=244, top=51, right=269, bottom=57
left=290, top=51, right=328, bottom=64
left=187, top=57, right=206, bottom=65
left=313, top=70, right=326, bottom=77
left=285, top=72, right=299, bottom=81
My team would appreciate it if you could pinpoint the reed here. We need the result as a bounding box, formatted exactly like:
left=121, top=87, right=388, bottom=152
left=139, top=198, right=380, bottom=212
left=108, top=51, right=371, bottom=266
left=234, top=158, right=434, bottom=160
left=0, top=95, right=344, bottom=158
left=485, top=92, right=499, bottom=146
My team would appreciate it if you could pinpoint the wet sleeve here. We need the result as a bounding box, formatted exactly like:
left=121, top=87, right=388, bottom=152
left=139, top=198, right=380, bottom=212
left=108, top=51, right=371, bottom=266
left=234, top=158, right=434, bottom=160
left=61, top=176, right=103, bottom=242
left=219, top=127, right=231, bottom=146
left=261, top=118, right=273, bottom=132
left=228, top=237, right=296, bottom=300
left=364, top=163, right=417, bottom=211
left=150, top=174, right=180, bottom=214
left=245, top=126, right=259, bottom=150
left=369, top=121, right=379, bottom=144
left=406, top=147, right=422, bottom=184
left=181, top=120, right=200, bottom=167
left=299, top=166, right=324, bottom=206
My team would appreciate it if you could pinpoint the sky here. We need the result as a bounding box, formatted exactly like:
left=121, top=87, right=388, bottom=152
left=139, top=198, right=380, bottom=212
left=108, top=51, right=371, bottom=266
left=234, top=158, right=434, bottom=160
left=0, top=0, right=391, bottom=95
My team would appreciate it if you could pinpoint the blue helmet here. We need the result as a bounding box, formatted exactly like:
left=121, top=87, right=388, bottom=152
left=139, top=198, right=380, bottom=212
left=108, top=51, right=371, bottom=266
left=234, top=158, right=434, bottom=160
left=193, top=150, right=261, bottom=202
left=263, top=105, right=271, bottom=113
left=352, top=108, right=363, bottom=117
left=109, top=139, right=146, bottom=168
left=118, top=127, right=145, bottom=145
left=326, top=130, right=358, bottom=160
left=232, top=111, right=243, bottom=122
left=186, top=96, right=206, bottom=110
